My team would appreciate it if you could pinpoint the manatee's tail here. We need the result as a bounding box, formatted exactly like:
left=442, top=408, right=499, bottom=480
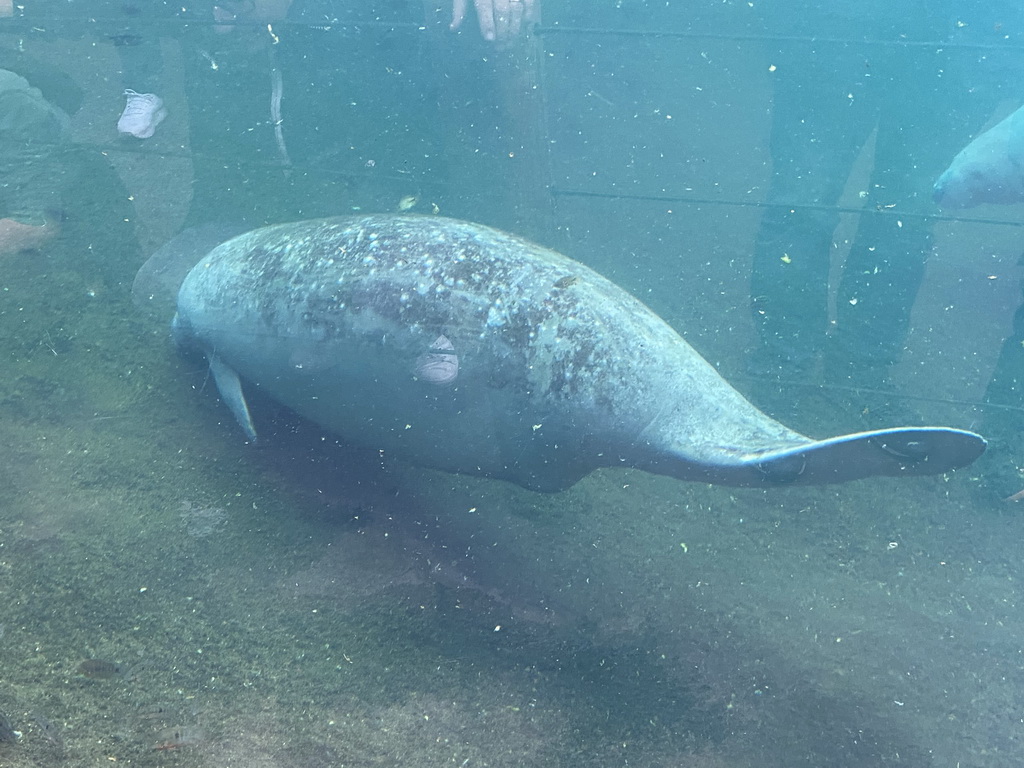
left=132, top=223, right=248, bottom=317
left=671, top=427, right=985, bottom=487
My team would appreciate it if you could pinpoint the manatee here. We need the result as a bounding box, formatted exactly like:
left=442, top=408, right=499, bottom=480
left=934, top=103, right=1024, bottom=209
left=146, top=214, right=983, bottom=491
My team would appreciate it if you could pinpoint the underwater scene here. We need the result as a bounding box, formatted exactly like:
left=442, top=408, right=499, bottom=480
left=0, top=1, right=1022, bottom=766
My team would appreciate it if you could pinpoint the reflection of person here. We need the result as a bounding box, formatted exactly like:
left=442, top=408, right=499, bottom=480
left=212, top=0, right=539, bottom=43
left=0, top=0, right=172, bottom=138
left=178, top=0, right=537, bottom=231
left=746, top=2, right=1001, bottom=423
left=0, top=46, right=138, bottom=287
left=210, top=0, right=292, bottom=30
left=450, top=0, right=539, bottom=43
left=0, top=67, right=69, bottom=256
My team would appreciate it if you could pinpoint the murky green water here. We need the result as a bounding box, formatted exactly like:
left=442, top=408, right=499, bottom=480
left=0, top=3, right=1023, bottom=767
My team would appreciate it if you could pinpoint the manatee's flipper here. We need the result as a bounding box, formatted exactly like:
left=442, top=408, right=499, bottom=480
left=688, top=427, right=985, bottom=486
left=208, top=353, right=258, bottom=443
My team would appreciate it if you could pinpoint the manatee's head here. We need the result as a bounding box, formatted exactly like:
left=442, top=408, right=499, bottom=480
left=930, top=151, right=1018, bottom=209
left=934, top=160, right=1024, bottom=209
left=932, top=165, right=977, bottom=209
left=933, top=130, right=1024, bottom=210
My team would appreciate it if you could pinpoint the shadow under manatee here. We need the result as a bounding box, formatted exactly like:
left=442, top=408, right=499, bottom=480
left=187, top=390, right=947, bottom=767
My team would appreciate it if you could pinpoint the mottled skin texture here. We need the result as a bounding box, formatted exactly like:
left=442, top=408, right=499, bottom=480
left=172, top=215, right=983, bottom=491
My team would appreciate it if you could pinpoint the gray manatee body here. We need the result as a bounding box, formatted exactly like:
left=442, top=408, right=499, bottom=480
left=934, top=103, right=1024, bottom=209
left=166, top=214, right=983, bottom=491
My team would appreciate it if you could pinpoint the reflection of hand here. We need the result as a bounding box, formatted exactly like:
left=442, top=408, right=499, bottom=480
left=213, top=0, right=292, bottom=32
left=450, top=0, right=539, bottom=42
left=0, top=217, right=57, bottom=256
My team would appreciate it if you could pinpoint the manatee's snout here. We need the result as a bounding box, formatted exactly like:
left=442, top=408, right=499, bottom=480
left=932, top=168, right=961, bottom=208
left=932, top=169, right=971, bottom=210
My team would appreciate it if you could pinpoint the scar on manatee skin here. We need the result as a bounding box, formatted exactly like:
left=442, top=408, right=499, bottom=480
left=414, top=334, right=458, bottom=385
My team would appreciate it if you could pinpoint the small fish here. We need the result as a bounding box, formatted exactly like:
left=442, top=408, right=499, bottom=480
left=76, top=659, right=124, bottom=680
left=553, top=275, right=579, bottom=290
left=397, top=195, right=419, bottom=212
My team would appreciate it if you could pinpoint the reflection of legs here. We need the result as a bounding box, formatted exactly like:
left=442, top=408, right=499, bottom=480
left=831, top=210, right=928, bottom=380
left=112, top=24, right=167, bottom=138
left=180, top=36, right=294, bottom=230
left=58, top=145, right=140, bottom=287
left=750, top=43, right=880, bottom=381
left=971, top=287, right=1024, bottom=500
left=829, top=49, right=967, bottom=390
left=751, top=205, right=837, bottom=373
left=115, top=34, right=164, bottom=93
left=983, top=286, right=1024, bottom=428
